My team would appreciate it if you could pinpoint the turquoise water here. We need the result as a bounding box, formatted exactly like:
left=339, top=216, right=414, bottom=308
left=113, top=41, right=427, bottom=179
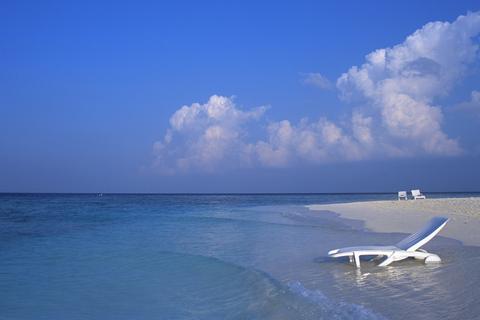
left=1, top=193, right=480, bottom=319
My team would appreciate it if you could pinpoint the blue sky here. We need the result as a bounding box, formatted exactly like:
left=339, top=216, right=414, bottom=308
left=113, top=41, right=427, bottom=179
left=1, top=1, right=480, bottom=192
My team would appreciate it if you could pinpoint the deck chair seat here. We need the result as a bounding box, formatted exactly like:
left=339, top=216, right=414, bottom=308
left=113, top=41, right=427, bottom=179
left=328, top=217, right=448, bottom=267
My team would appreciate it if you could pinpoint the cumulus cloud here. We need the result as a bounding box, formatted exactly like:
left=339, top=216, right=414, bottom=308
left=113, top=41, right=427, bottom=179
left=153, top=12, right=480, bottom=173
left=337, top=11, right=480, bottom=155
left=254, top=115, right=374, bottom=167
left=152, top=95, right=266, bottom=174
left=301, top=72, right=333, bottom=90
left=153, top=95, right=377, bottom=172
left=455, top=90, right=480, bottom=116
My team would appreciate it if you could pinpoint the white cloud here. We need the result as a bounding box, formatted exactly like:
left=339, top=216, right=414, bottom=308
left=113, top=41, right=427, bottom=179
left=152, top=95, right=266, bottom=174
left=154, top=95, right=377, bottom=173
left=153, top=12, right=480, bottom=174
left=254, top=116, right=373, bottom=167
left=337, top=11, right=480, bottom=156
left=301, top=72, right=333, bottom=90
left=455, top=90, right=480, bottom=115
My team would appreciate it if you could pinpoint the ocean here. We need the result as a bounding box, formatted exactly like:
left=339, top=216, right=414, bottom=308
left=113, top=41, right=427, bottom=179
left=1, top=193, right=479, bottom=320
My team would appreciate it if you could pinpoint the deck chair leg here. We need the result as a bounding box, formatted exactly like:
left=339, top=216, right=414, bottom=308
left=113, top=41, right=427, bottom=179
left=378, top=254, right=395, bottom=267
left=354, top=252, right=361, bottom=268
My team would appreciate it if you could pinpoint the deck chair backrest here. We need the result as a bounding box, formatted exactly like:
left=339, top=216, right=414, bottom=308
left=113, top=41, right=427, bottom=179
left=396, top=217, right=449, bottom=252
left=411, top=189, right=421, bottom=197
left=398, top=191, right=407, bottom=197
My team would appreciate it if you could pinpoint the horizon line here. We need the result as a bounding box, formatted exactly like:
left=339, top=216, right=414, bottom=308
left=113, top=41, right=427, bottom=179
left=1, top=191, right=479, bottom=195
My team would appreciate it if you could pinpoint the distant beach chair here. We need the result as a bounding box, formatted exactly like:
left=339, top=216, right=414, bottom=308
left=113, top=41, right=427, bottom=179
left=411, top=189, right=426, bottom=200
left=398, top=191, right=408, bottom=200
left=328, top=216, right=448, bottom=267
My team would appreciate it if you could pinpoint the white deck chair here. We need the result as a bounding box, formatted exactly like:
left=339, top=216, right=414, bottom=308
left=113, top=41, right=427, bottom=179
left=328, top=217, right=448, bottom=267
left=398, top=191, right=408, bottom=200
left=411, top=189, right=426, bottom=200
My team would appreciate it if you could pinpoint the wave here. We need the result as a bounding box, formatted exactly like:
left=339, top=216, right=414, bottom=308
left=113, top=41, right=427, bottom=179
left=287, top=281, right=387, bottom=320
left=176, top=209, right=355, bottom=232
left=155, top=251, right=386, bottom=319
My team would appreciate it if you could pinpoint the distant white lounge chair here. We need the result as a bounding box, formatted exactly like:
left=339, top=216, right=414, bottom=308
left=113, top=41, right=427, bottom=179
left=398, top=191, right=408, bottom=200
left=328, top=217, right=448, bottom=267
left=411, top=189, right=426, bottom=200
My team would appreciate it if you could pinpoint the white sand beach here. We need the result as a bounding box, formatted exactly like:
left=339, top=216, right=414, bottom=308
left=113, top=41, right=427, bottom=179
left=307, top=197, right=480, bottom=246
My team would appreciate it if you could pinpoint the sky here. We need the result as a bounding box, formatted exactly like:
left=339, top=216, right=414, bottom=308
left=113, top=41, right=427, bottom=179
left=1, top=0, right=480, bottom=193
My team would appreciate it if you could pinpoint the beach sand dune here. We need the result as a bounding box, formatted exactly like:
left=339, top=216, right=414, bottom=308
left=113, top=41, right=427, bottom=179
left=307, top=197, right=480, bottom=246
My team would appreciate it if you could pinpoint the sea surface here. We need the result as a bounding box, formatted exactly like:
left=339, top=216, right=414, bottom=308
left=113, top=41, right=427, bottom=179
left=1, top=193, right=480, bottom=320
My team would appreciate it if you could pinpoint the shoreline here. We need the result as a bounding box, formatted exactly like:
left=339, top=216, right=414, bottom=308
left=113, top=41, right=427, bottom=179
left=307, top=197, right=480, bottom=247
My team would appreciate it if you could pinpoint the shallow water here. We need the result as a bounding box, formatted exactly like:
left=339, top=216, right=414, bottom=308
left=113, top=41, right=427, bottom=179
left=1, top=193, right=479, bottom=319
